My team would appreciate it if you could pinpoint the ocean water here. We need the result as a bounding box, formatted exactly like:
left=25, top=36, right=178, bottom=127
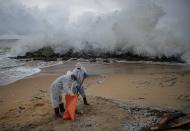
left=0, top=46, right=62, bottom=86
left=1, top=39, right=189, bottom=86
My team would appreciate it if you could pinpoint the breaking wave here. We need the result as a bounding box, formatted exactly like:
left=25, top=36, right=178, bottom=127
left=1, top=0, right=189, bottom=63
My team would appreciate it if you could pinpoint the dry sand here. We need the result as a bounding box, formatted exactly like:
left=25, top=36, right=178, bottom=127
left=0, top=61, right=190, bottom=131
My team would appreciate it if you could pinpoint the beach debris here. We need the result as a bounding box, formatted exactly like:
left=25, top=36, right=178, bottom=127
left=17, top=106, right=25, bottom=113
left=39, top=90, right=47, bottom=93
left=18, top=106, right=25, bottom=110
left=169, top=115, right=190, bottom=129
left=71, top=117, right=97, bottom=131
left=138, top=97, right=145, bottom=100
left=177, top=95, right=190, bottom=102
left=147, top=112, right=190, bottom=130
left=118, top=101, right=190, bottom=131
left=96, top=80, right=103, bottom=84
left=34, top=103, right=44, bottom=107
left=33, top=96, right=42, bottom=100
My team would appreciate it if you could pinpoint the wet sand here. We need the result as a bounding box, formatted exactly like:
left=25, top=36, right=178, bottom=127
left=0, top=61, right=190, bottom=130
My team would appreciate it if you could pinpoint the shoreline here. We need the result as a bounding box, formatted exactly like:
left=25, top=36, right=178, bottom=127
left=0, top=60, right=63, bottom=86
left=1, top=59, right=189, bottom=87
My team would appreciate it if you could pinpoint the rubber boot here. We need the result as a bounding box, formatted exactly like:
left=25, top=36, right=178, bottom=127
left=59, top=103, right=65, bottom=113
left=83, top=97, right=90, bottom=105
left=54, top=107, right=60, bottom=118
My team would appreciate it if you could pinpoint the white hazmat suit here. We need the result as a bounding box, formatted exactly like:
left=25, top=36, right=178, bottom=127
left=71, top=63, right=89, bottom=105
left=72, top=63, right=87, bottom=97
left=50, top=71, right=77, bottom=108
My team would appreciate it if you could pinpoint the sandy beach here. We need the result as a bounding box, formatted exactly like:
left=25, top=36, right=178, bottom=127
left=0, top=61, right=190, bottom=131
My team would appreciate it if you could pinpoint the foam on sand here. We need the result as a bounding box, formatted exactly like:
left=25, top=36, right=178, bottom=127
left=0, top=66, right=41, bottom=86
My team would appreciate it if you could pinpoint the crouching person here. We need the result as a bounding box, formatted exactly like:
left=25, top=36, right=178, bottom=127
left=50, top=72, right=78, bottom=118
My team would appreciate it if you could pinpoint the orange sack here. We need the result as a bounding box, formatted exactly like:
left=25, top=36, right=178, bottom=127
left=63, top=95, right=78, bottom=120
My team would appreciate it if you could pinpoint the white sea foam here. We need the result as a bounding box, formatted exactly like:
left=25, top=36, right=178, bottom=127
left=0, top=60, right=63, bottom=86
left=114, top=60, right=189, bottom=66
left=0, top=67, right=41, bottom=86
left=0, top=47, right=63, bottom=86
left=3, top=0, right=189, bottom=63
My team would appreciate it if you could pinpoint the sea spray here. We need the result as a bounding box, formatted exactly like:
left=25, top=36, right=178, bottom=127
left=0, top=0, right=189, bottom=63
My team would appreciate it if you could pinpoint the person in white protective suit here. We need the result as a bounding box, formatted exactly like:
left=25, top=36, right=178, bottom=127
left=72, top=63, right=89, bottom=105
left=50, top=71, right=78, bottom=118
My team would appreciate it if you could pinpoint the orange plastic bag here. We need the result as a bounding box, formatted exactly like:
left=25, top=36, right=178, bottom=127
left=63, top=95, right=78, bottom=120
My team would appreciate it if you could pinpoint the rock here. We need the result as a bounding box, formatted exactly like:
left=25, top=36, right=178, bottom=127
left=103, top=59, right=110, bottom=63
left=89, top=59, right=96, bottom=62
left=15, top=46, right=58, bottom=61
left=12, top=46, right=185, bottom=63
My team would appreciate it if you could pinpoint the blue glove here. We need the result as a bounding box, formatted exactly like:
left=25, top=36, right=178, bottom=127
left=76, top=85, right=81, bottom=93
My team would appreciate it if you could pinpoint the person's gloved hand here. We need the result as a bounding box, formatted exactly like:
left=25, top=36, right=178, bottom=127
left=71, top=85, right=80, bottom=95
left=76, top=85, right=81, bottom=93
